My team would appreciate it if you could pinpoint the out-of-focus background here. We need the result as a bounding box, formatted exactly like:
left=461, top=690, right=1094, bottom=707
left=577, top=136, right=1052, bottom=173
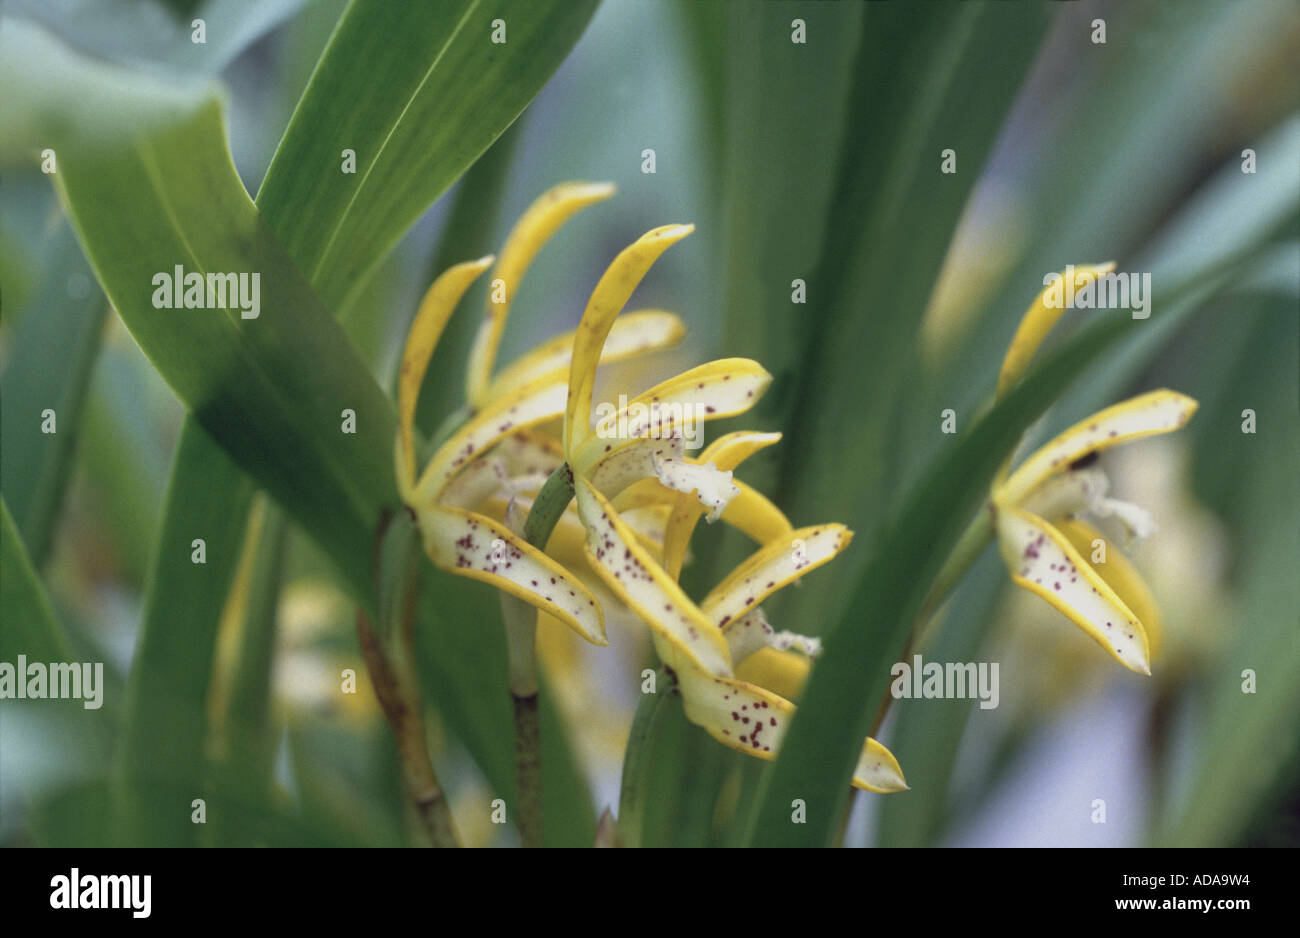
left=2, top=0, right=1297, bottom=847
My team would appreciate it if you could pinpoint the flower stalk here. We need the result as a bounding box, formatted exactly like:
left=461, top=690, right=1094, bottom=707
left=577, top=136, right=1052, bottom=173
left=358, top=509, right=459, bottom=847
left=503, top=461, right=577, bottom=847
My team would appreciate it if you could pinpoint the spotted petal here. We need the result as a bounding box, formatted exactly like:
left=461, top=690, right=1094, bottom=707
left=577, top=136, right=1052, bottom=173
left=674, top=667, right=905, bottom=792
left=564, top=224, right=695, bottom=456
left=699, top=524, right=853, bottom=629
left=574, top=358, right=772, bottom=469
left=486, top=310, right=686, bottom=401
left=1054, top=518, right=1163, bottom=660
left=437, top=431, right=564, bottom=511
left=614, top=475, right=794, bottom=580
left=996, top=262, right=1115, bottom=400
left=585, top=434, right=739, bottom=519
left=413, top=378, right=568, bottom=505
left=997, top=390, right=1198, bottom=507
left=573, top=476, right=731, bottom=676
left=465, top=181, right=615, bottom=407
left=720, top=608, right=822, bottom=665
left=996, top=506, right=1151, bottom=674
left=395, top=256, right=494, bottom=497
left=414, top=503, right=606, bottom=645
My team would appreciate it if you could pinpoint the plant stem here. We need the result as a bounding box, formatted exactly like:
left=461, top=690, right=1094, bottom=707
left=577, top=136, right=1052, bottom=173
left=523, top=461, right=575, bottom=548
left=618, top=667, right=676, bottom=848
left=361, top=509, right=460, bottom=847
left=501, top=461, right=577, bottom=847
left=511, top=687, right=543, bottom=847
left=358, top=607, right=459, bottom=847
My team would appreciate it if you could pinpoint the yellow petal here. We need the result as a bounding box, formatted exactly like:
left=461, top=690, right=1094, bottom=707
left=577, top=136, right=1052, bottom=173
left=610, top=476, right=677, bottom=512
left=437, top=431, right=564, bottom=510
left=1054, top=518, right=1163, bottom=660
left=616, top=504, right=672, bottom=559
left=659, top=431, right=782, bottom=579
left=573, top=476, right=731, bottom=676
left=585, top=435, right=739, bottom=519
left=717, top=483, right=794, bottom=547
left=720, top=608, right=820, bottom=665
left=996, top=262, right=1115, bottom=400
left=720, top=608, right=776, bottom=663
left=675, top=665, right=791, bottom=757
left=699, top=524, right=853, bottom=629
left=614, top=475, right=794, bottom=580
left=413, top=378, right=568, bottom=506
left=735, top=645, right=810, bottom=701
left=853, top=738, right=909, bottom=793
left=576, top=358, right=771, bottom=467
left=996, top=507, right=1151, bottom=674
left=414, top=503, right=606, bottom=645
left=395, top=256, right=494, bottom=498
left=564, top=224, right=695, bottom=457
left=996, top=390, right=1198, bottom=507
left=480, top=495, right=592, bottom=574
left=486, top=310, right=686, bottom=402
left=465, top=182, right=615, bottom=407
left=697, top=430, right=784, bottom=470
left=673, top=667, right=906, bottom=792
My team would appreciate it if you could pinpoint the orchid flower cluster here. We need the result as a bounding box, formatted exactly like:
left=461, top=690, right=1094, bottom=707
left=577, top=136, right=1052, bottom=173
left=390, top=183, right=1197, bottom=820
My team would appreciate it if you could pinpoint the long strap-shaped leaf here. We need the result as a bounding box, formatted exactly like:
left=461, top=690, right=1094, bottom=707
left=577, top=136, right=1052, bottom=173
left=0, top=223, right=107, bottom=567
left=7, top=0, right=600, bottom=604
left=775, top=3, right=1050, bottom=540
left=0, top=497, right=72, bottom=664
left=114, top=422, right=256, bottom=846
left=258, top=0, right=599, bottom=312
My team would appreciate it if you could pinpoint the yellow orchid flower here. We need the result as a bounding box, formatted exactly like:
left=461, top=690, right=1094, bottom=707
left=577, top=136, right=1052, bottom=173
left=989, top=265, right=1198, bottom=675
left=393, top=183, right=689, bottom=647
left=553, top=225, right=905, bottom=792
left=573, top=471, right=906, bottom=792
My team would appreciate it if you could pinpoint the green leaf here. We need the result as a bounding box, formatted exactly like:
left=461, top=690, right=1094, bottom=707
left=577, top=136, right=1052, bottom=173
left=0, top=497, right=72, bottom=663
left=256, top=0, right=599, bottom=313
left=539, top=675, right=598, bottom=847
left=744, top=312, right=1131, bottom=846
left=715, top=2, right=1049, bottom=628
left=113, top=420, right=256, bottom=846
left=1, top=496, right=113, bottom=839
left=6, top=22, right=395, bottom=599
left=78, top=340, right=175, bottom=586
left=207, top=499, right=290, bottom=846
left=0, top=221, right=107, bottom=566
left=874, top=552, right=1005, bottom=847
left=780, top=1, right=1049, bottom=532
